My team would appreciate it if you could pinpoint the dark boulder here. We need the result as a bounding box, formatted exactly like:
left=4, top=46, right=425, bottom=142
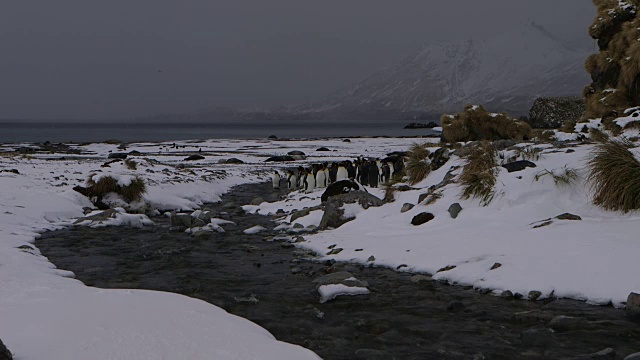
left=128, top=150, right=141, bottom=155
left=448, top=203, right=463, bottom=219
left=321, top=180, right=360, bottom=202
left=287, top=150, right=306, bottom=156
left=343, top=139, right=351, bottom=142
left=224, top=158, right=245, bottom=164
left=265, top=155, right=296, bottom=162
left=184, top=155, right=205, bottom=161
left=316, top=147, right=331, bottom=151
left=404, top=122, right=438, bottom=129
left=502, top=160, right=537, bottom=173
left=319, top=191, right=383, bottom=229
left=627, top=292, right=640, bottom=321
left=429, top=147, right=450, bottom=171
left=411, top=212, right=434, bottom=226
left=268, top=135, right=278, bottom=139
left=528, top=97, right=585, bottom=129
left=107, top=153, right=128, bottom=160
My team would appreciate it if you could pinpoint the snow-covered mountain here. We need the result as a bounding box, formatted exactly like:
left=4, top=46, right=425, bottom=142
left=314, top=22, right=591, bottom=117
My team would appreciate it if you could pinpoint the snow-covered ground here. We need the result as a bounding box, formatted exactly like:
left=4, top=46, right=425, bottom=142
left=2, top=134, right=639, bottom=358
left=0, top=137, right=416, bottom=359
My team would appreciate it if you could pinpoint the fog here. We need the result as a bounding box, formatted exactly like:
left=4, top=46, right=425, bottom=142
left=0, top=1, right=595, bottom=119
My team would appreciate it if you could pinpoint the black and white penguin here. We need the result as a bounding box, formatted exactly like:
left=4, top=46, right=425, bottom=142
left=316, top=165, right=327, bottom=188
left=305, top=168, right=316, bottom=193
left=287, top=170, right=297, bottom=190
left=336, top=163, right=348, bottom=181
left=368, top=161, right=379, bottom=188
left=272, top=171, right=281, bottom=189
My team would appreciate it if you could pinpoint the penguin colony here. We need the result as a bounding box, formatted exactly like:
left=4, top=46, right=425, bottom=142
left=271, top=157, right=405, bottom=191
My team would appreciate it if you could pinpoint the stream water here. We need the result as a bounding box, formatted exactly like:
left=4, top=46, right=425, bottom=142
left=37, top=182, right=640, bottom=359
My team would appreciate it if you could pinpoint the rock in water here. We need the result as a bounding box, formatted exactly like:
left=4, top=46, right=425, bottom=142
left=0, top=338, right=12, bottom=360
left=107, top=153, right=127, bottom=160
left=184, top=155, right=205, bottom=161
left=502, top=160, right=537, bottom=173
left=265, top=155, right=296, bottom=162
left=411, top=212, right=434, bottom=226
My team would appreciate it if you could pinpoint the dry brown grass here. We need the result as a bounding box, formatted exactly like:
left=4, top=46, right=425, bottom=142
left=590, top=128, right=611, bottom=142
left=588, top=140, right=640, bottom=212
left=441, top=105, right=531, bottom=143
left=406, top=143, right=432, bottom=185
left=86, top=175, right=146, bottom=202
left=534, top=166, right=580, bottom=188
left=124, top=159, right=137, bottom=170
left=459, top=142, right=498, bottom=206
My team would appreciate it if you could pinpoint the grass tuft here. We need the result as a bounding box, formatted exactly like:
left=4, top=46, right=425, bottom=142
left=588, top=140, right=640, bottom=212
left=86, top=175, right=146, bottom=203
left=459, top=142, right=498, bottom=206
left=406, top=142, right=432, bottom=185
left=124, top=159, right=137, bottom=170
left=534, top=166, right=580, bottom=188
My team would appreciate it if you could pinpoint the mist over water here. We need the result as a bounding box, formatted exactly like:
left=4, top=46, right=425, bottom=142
left=0, top=121, right=439, bottom=143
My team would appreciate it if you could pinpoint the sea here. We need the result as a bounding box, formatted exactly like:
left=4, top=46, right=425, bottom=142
left=0, top=120, right=440, bottom=143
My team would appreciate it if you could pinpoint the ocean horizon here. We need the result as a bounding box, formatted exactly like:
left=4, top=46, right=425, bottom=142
left=0, top=120, right=440, bottom=143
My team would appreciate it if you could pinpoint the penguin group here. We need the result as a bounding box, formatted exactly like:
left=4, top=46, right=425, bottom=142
left=270, top=156, right=405, bottom=192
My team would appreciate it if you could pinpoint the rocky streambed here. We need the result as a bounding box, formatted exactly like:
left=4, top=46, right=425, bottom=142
left=37, top=182, right=640, bottom=359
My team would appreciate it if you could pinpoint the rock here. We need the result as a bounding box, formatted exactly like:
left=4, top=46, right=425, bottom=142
left=327, top=248, right=343, bottom=255
left=291, top=208, right=311, bottom=222
left=494, top=139, right=517, bottom=151
left=490, top=262, right=502, bottom=270
left=566, top=149, right=576, bottom=153
left=224, top=158, right=244, bottom=164
left=354, top=349, right=387, bottom=360
left=287, top=150, right=306, bottom=156
left=268, top=135, right=278, bottom=139
left=170, top=213, right=193, bottom=229
left=367, top=256, right=375, bottom=262
left=128, top=150, right=141, bottom=155
left=321, top=180, right=361, bottom=202
left=400, top=203, right=415, bottom=213
left=502, top=160, right=537, bottom=173
left=625, top=352, right=640, bottom=360
left=548, top=315, right=589, bottom=332
left=316, top=147, right=330, bottom=151
left=448, top=203, right=462, bottom=219
left=500, top=290, right=514, bottom=298
left=343, top=139, right=351, bottom=142
left=312, top=271, right=368, bottom=287
left=626, top=292, right=640, bottom=321
left=250, top=197, right=265, bottom=206
left=319, top=191, right=383, bottom=230
left=520, top=327, right=555, bottom=347
left=265, top=155, right=296, bottom=162
left=429, top=147, right=450, bottom=171
left=528, top=290, right=542, bottom=301
left=447, top=300, right=466, bottom=312
left=394, top=185, right=418, bottom=192
left=512, top=310, right=555, bottom=325
left=411, top=212, right=434, bottom=226
left=0, top=338, right=12, bottom=360
left=410, top=275, right=432, bottom=283
left=417, top=193, right=430, bottom=204
left=528, top=96, right=585, bottom=129
left=584, top=348, right=616, bottom=359
left=184, top=155, right=205, bottom=161
left=404, top=122, right=438, bottom=129
left=556, top=213, right=582, bottom=221
left=293, top=223, right=304, bottom=229
left=290, top=267, right=302, bottom=274
left=437, top=265, right=456, bottom=273
left=107, top=153, right=127, bottom=159
left=73, top=209, right=118, bottom=224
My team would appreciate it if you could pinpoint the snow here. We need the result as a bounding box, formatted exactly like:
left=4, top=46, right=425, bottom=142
left=244, top=225, right=268, bottom=234
left=2, top=135, right=640, bottom=358
left=318, top=284, right=370, bottom=303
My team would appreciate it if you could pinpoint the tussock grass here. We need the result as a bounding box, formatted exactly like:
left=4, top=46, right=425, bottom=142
left=441, top=105, right=531, bottom=143
left=588, top=140, right=640, bottom=212
left=459, top=142, right=498, bottom=206
left=406, top=142, right=432, bottom=185
left=531, top=129, right=556, bottom=143
left=124, top=159, right=137, bottom=170
left=590, top=128, right=611, bottom=143
left=516, top=146, right=542, bottom=161
left=86, top=175, right=146, bottom=202
left=534, top=166, right=580, bottom=188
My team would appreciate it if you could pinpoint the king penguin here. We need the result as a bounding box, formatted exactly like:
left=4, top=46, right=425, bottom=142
left=336, top=164, right=348, bottom=181
left=305, top=168, right=316, bottom=193
left=288, top=170, right=297, bottom=190
left=272, top=171, right=281, bottom=189
left=316, top=165, right=327, bottom=188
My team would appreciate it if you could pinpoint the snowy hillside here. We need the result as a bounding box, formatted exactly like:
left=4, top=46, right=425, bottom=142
left=316, top=22, right=591, bottom=116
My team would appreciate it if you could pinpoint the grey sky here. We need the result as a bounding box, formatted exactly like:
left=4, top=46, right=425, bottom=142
left=0, top=1, right=595, bottom=119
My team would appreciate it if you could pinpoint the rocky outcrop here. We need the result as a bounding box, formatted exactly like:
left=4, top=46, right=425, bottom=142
left=528, top=97, right=585, bottom=129
left=0, top=338, right=12, bottom=360
left=319, top=191, right=383, bottom=229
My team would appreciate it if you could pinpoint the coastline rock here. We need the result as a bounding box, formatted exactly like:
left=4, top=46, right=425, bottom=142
left=265, top=155, right=296, bottom=162
left=107, top=153, right=128, bottom=160
left=411, top=212, right=434, bottom=226
left=404, top=121, right=438, bottom=129
left=0, top=338, right=12, bottom=360
left=184, top=155, right=205, bottom=161
left=528, top=290, right=542, bottom=301
left=316, top=147, right=331, bottom=151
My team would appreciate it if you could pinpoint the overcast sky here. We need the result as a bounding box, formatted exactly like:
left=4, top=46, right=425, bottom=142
left=0, top=1, right=595, bottom=120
